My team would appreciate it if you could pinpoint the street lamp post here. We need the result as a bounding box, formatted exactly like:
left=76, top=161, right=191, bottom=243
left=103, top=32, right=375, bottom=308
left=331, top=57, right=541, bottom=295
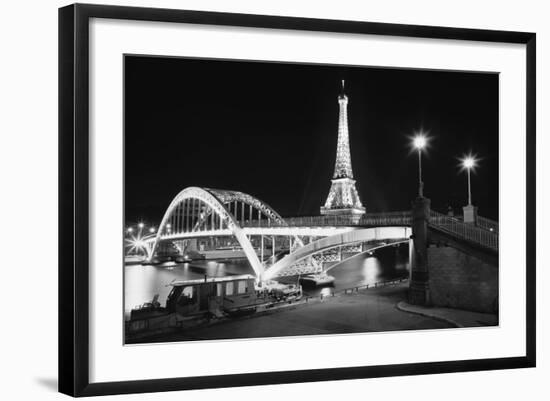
left=413, top=134, right=427, bottom=197
left=409, top=132, right=431, bottom=306
left=461, top=154, right=478, bottom=224
left=462, top=156, right=475, bottom=205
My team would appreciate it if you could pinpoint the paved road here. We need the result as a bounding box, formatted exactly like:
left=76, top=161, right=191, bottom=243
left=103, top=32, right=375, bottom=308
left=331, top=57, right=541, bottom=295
left=141, top=283, right=451, bottom=343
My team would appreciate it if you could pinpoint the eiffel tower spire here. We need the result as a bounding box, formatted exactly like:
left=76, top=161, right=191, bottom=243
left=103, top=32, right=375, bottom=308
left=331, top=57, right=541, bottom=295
left=333, top=80, right=354, bottom=179
left=321, top=81, right=366, bottom=221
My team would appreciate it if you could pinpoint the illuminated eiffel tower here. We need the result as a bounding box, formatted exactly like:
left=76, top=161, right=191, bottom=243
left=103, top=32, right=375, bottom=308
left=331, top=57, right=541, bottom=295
left=320, top=80, right=366, bottom=222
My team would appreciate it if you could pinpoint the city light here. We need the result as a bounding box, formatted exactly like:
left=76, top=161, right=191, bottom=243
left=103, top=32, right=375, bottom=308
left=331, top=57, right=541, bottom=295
left=125, top=234, right=148, bottom=256
left=461, top=154, right=477, bottom=171
left=149, top=227, right=156, bottom=233
left=463, top=157, right=474, bottom=169
left=410, top=129, right=430, bottom=152
left=413, top=135, right=427, bottom=150
left=127, top=227, right=133, bottom=233
left=138, top=222, right=145, bottom=229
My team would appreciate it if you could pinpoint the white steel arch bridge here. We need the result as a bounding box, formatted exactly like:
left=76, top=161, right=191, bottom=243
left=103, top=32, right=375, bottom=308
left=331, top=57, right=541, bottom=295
left=142, top=187, right=497, bottom=282
left=143, top=187, right=412, bottom=281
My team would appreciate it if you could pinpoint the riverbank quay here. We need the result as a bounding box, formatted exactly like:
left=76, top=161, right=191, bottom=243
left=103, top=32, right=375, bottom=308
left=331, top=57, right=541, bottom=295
left=396, top=301, right=498, bottom=328
left=126, top=282, right=453, bottom=344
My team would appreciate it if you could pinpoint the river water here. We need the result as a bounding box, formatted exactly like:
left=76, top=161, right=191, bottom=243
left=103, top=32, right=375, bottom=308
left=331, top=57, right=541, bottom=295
left=124, top=245, right=410, bottom=319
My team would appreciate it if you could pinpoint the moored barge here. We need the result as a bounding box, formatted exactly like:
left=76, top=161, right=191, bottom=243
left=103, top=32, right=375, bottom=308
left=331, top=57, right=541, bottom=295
left=127, top=275, right=302, bottom=335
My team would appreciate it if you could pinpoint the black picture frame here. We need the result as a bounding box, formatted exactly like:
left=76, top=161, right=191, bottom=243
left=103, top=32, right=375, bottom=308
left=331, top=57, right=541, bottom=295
left=59, top=3, right=536, bottom=397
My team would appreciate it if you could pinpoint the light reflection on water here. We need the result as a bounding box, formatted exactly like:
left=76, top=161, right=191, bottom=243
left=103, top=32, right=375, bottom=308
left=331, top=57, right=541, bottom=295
left=124, top=246, right=409, bottom=318
left=363, top=257, right=382, bottom=284
left=303, top=248, right=409, bottom=297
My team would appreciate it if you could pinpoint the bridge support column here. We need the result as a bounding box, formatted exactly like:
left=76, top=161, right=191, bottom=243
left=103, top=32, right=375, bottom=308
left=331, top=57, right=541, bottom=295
left=409, top=196, right=431, bottom=306
left=186, top=238, right=198, bottom=253
left=260, top=235, right=264, bottom=262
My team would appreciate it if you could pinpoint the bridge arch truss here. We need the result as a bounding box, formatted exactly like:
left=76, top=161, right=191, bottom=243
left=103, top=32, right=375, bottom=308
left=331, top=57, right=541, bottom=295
left=150, top=187, right=306, bottom=279
left=263, top=226, right=411, bottom=280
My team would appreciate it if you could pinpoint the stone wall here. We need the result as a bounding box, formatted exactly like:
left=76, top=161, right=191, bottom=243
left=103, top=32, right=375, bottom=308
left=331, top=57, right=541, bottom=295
left=428, top=245, right=498, bottom=314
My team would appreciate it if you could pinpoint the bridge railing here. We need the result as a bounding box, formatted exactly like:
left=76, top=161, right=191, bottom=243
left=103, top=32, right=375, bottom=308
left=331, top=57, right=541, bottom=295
left=473, top=215, right=499, bottom=234
left=240, top=219, right=287, bottom=228
left=239, top=213, right=413, bottom=228
left=450, top=213, right=499, bottom=234
left=359, top=211, right=412, bottom=227
left=276, top=212, right=412, bottom=228
left=429, top=211, right=498, bottom=251
left=238, top=211, right=498, bottom=233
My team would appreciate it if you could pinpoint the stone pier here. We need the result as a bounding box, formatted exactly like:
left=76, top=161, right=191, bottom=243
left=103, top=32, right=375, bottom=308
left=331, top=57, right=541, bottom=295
left=409, top=196, right=431, bottom=305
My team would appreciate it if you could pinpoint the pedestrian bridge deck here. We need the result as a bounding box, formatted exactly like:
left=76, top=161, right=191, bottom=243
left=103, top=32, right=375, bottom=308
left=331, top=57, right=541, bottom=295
left=155, top=211, right=498, bottom=253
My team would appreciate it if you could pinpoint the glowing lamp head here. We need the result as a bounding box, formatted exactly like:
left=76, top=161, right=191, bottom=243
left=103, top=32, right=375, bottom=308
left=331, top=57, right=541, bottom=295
left=127, top=227, right=133, bottom=233
left=413, top=135, right=427, bottom=150
left=463, top=157, right=475, bottom=169
left=125, top=233, right=148, bottom=255
left=460, top=154, right=478, bottom=171
left=149, top=227, right=156, bottom=233
left=138, top=222, right=144, bottom=229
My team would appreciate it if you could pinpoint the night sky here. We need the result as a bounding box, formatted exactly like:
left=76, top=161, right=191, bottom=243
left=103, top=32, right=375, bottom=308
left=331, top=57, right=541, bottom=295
left=124, top=56, right=499, bottom=225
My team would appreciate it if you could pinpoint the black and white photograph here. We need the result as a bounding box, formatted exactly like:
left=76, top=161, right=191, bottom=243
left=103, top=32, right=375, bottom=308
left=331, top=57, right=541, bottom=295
left=123, top=55, right=499, bottom=344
